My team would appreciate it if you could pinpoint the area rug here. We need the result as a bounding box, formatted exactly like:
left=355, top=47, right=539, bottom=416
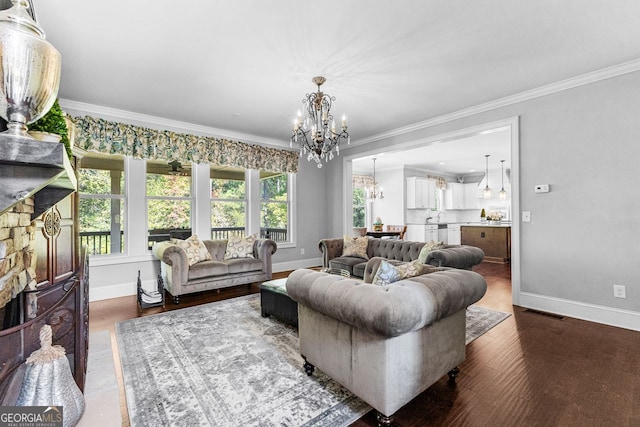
left=116, top=295, right=510, bottom=427
left=466, top=305, right=511, bottom=344
left=116, top=294, right=370, bottom=427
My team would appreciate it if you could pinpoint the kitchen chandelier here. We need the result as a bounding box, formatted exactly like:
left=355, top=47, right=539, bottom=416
left=291, top=76, right=349, bottom=168
left=483, top=154, right=492, bottom=199
left=366, top=157, right=384, bottom=201
left=499, top=159, right=507, bottom=201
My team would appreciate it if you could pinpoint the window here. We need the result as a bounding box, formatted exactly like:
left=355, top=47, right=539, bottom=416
left=260, top=172, right=290, bottom=243
left=353, top=187, right=366, bottom=227
left=211, top=170, right=246, bottom=240
left=78, top=153, right=125, bottom=255
left=146, top=160, right=192, bottom=247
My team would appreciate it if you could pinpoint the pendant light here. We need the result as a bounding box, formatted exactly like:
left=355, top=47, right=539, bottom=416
left=483, top=154, right=492, bottom=199
left=499, top=160, right=507, bottom=201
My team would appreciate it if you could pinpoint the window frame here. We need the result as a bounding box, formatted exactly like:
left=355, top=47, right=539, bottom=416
left=259, top=172, right=295, bottom=248
left=145, top=162, right=194, bottom=249
left=77, top=155, right=127, bottom=257
left=210, top=176, right=247, bottom=240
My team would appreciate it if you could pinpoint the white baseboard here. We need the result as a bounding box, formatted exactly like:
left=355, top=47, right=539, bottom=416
left=89, top=258, right=322, bottom=302
left=519, top=292, right=640, bottom=332
left=89, top=279, right=155, bottom=302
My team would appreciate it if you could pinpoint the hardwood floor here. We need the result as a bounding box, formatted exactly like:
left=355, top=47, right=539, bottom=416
left=89, top=264, right=640, bottom=427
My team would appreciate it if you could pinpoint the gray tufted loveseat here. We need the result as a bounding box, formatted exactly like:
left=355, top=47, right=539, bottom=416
left=285, top=265, right=487, bottom=425
left=153, top=238, right=277, bottom=304
left=319, top=237, right=484, bottom=278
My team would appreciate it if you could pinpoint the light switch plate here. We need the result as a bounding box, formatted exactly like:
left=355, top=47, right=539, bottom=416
left=522, top=211, right=531, bottom=222
left=534, top=184, right=550, bottom=193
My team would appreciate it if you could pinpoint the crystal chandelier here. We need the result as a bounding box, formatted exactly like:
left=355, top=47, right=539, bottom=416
left=291, top=76, right=349, bottom=168
left=366, top=157, right=384, bottom=201
left=483, top=154, right=492, bottom=199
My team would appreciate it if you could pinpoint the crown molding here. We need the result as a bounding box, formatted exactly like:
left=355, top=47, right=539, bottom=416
left=61, top=59, right=640, bottom=151
left=350, top=58, right=640, bottom=147
left=58, top=99, right=289, bottom=150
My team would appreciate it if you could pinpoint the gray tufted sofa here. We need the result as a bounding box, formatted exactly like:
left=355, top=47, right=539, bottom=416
left=153, top=238, right=277, bottom=304
left=319, top=237, right=484, bottom=278
left=285, top=266, right=487, bottom=426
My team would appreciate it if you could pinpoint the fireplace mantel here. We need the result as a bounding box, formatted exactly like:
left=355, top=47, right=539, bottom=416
left=0, top=134, right=76, bottom=219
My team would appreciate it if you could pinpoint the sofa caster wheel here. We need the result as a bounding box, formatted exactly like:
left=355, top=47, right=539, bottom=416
left=448, top=366, right=460, bottom=384
left=302, top=358, right=314, bottom=376
left=376, top=411, right=394, bottom=427
left=173, top=296, right=180, bottom=305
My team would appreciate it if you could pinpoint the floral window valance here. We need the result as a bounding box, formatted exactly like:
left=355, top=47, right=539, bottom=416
left=71, top=115, right=299, bottom=173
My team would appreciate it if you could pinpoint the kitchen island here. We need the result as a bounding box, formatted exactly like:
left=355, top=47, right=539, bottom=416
left=461, top=223, right=511, bottom=263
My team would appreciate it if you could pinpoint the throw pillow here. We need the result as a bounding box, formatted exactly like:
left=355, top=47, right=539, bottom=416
left=224, top=234, right=257, bottom=260
left=342, top=235, right=369, bottom=260
left=371, top=260, right=402, bottom=285
left=372, top=260, right=438, bottom=286
left=417, top=240, right=444, bottom=264
left=173, top=235, right=212, bottom=266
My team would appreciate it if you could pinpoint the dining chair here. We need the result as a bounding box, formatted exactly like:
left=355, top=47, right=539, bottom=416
left=385, top=225, right=407, bottom=240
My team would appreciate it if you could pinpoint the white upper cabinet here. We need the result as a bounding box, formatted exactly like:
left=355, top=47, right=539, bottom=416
left=445, top=183, right=478, bottom=209
left=406, top=177, right=434, bottom=209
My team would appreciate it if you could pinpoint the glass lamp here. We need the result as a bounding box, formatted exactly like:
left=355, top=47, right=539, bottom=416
left=483, top=154, right=492, bottom=199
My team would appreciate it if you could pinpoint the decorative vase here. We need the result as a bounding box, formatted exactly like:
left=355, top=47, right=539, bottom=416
left=0, top=0, right=61, bottom=137
left=17, top=325, right=85, bottom=427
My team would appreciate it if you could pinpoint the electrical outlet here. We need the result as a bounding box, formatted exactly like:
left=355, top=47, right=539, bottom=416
left=300, top=248, right=305, bottom=255
left=613, top=285, right=626, bottom=299
left=522, top=211, right=531, bottom=222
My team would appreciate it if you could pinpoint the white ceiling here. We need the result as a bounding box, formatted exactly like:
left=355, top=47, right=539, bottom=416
left=31, top=1, right=640, bottom=173
left=351, top=126, right=511, bottom=176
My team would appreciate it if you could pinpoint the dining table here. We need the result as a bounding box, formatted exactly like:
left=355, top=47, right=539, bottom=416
left=365, top=231, right=401, bottom=238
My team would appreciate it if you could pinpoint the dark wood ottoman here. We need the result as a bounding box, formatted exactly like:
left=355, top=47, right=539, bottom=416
left=260, top=278, right=298, bottom=327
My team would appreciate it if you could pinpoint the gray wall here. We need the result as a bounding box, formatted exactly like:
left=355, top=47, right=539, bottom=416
left=326, top=70, right=640, bottom=328
left=272, top=155, right=328, bottom=265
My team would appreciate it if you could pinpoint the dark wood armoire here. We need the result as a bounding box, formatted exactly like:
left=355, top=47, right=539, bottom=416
left=0, top=140, right=88, bottom=404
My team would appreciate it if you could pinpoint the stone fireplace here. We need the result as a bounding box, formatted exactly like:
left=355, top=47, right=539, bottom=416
left=0, top=197, right=37, bottom=316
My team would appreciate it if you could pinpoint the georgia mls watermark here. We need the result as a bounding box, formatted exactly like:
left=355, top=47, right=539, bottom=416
left=0, top=406, right=63, bottom=427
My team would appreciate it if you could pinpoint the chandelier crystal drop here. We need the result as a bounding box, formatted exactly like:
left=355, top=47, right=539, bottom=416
left=499, top=159, right=507, bottom=201
left=483, top=154, right=492, bottom=199
left=366, top=157, right=384, bottom=201
left=290, top=76, right=349, bottom=168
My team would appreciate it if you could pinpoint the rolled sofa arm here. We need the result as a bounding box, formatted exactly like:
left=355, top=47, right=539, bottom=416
left=318, top=238, right=344, bottom=268
left=254, top=239, right=277, bottom=279
left=254, top=238, right=277, bottom=259
left=286, top=268, right=487, bottom=337
left=426, top=245, right=485, bottom=269
left=151, top=241, right=189, bottom=288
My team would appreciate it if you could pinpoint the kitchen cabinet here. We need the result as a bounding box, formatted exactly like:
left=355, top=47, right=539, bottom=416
left=426, top=224, right=439, bottom=242
left=445, top=183, right=478, bottom=209
left=447, top=224, right=461, bottom=245
left=405, top=224, right=439, bottom=242
left=461, top=225, right=511, bottom=263
left=406, top=177, right=434, bottom=209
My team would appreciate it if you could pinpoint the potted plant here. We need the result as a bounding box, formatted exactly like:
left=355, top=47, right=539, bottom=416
left=28, top=99, right=72, bottom=159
